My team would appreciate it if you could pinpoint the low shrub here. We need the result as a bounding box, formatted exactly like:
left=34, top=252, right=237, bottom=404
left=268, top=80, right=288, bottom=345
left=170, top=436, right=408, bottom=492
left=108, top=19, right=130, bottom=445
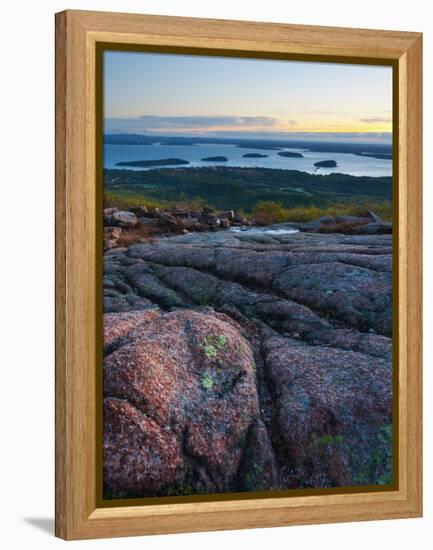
left=252, top=200, right=392, bottom=224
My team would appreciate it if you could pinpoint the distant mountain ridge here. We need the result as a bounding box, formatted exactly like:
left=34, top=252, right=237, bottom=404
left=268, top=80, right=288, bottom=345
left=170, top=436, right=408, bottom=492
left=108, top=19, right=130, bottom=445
left=104, top=134, right=393, bottom=156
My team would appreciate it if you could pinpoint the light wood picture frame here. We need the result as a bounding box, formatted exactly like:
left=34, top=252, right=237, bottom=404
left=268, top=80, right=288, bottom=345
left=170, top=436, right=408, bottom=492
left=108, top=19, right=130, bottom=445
left=55, top=9, right=422, bottom=540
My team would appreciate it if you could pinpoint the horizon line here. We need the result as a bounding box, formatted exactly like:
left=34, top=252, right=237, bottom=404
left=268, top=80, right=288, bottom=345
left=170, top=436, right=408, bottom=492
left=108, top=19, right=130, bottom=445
left=103, top=130, right=392, bottom=143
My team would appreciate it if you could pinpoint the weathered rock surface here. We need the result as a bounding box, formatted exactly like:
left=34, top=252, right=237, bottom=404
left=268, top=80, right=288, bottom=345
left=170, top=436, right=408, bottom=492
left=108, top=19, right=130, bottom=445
left=104, top=309, right=278, bottom=497
left=105, top=231, right=392, bottom=336
left=262, top=333, right=392, bottom=487
left=103, top=228, right=394, bottom=496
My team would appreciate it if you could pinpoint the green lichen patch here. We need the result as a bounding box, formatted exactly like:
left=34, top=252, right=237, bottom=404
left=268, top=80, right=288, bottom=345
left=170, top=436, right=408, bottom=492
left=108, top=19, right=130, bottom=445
left=202, top=371, right=215, bottom=391
left=202, top=333, right=228, bottom=358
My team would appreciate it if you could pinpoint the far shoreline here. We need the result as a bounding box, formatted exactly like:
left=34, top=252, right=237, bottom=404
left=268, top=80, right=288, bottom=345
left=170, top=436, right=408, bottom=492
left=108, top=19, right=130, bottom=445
left=106, top=164, right=393, bottom=180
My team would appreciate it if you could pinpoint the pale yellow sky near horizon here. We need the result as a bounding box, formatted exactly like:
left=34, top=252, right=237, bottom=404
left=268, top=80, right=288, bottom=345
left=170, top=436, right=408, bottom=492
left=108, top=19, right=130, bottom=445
left=104, top=51, right=393, bottom=138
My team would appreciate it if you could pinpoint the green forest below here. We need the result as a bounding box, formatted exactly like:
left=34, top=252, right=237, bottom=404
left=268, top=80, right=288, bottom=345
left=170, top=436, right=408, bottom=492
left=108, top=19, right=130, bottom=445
left=104, top=166, right=393, bottom=221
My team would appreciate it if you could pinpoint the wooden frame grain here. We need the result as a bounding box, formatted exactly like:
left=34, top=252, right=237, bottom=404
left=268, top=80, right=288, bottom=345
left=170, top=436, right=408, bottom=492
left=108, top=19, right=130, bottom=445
left=55, top=9, right=423, bottom=540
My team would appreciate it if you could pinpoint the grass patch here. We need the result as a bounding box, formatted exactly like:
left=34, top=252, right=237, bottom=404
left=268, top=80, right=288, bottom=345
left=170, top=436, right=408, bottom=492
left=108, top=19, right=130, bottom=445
left=104, top=190, right=208, bottom=212
left=253, top=200, right=392, bottom=224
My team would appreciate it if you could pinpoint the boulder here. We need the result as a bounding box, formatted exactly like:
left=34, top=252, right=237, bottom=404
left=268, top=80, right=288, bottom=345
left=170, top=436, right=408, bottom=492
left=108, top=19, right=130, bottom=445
left=172, top=207, right=190, bottom=218
left=103, top=309, right=277, bottom=497
left=351, top=222, right=392, bottom=235
left=112, top=210, right=138, bottom=228
left=318, top=215, right=335, bottom=225
left=335, top=215, right=370, bottom=224
left=219, top=210, right=235, bottom=220
left=298, top=219, right=322, bottom=231
left=158, top=212, right=178, bottom=228
left=178, top=217, right=200, bottom=230
left=128, top=206, right=148, bottom=217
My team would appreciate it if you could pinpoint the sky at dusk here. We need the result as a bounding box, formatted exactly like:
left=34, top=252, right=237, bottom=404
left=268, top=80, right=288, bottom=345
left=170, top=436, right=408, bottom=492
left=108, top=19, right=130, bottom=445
left=103, top=50, right=392, bottom=142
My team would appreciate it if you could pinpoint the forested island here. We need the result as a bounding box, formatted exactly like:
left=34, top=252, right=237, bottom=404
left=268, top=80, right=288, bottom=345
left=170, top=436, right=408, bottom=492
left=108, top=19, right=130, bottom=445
left=201, top=156, right=229, bottom=162
left=354, top=152, right=393, bottom=160
left=116, top=158, right=190, bottom=167
left=278, top=151, right=304, bottom=158
left=314, top=160, right=338, bottom=168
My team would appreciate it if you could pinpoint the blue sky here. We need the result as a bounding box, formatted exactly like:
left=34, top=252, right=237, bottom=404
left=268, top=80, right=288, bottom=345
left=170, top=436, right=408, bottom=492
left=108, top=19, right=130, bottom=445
left=104, top=50, right=392, bottom=142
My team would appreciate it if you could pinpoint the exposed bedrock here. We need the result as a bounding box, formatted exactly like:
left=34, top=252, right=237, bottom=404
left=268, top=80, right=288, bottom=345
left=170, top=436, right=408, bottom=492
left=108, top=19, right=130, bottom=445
left=104, top=231, right=393, bottom=338
left=103, top=230, right=393, bottom=496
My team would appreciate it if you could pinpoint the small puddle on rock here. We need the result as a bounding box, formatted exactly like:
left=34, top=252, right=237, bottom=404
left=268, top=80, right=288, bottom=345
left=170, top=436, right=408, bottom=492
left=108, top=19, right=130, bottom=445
left=229, top=226, right=300, bottom=236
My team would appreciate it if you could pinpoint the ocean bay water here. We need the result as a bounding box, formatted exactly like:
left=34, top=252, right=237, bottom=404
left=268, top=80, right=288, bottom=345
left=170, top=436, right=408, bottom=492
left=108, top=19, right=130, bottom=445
left=104, top=142, right=392, bottom=177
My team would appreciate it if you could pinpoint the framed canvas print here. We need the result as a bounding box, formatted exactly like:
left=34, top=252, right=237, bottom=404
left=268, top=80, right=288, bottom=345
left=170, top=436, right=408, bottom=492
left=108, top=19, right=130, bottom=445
left=55, top=10, right=423, bottom=540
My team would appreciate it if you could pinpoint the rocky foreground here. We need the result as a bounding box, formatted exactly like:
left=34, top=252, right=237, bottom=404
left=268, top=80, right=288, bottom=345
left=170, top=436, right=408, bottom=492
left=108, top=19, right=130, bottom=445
left=103, top=205, right=392, bottom=251
left=103, top=228, right=393, bottom=498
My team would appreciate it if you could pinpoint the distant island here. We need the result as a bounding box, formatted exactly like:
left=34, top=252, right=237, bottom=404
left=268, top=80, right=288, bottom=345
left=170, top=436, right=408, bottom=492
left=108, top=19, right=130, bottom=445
left=236, top=144, right=282, bottom=151
left=116, top=158, right=190, bottom=167
left=314, top=160, right=338, bottom=168
left=242, top=153, right=268, bottom=158
left=201, top=156, right=228, bottom=162
left=278, top=151, right=304, bottom=158
left=354, top=152, right=392, bottom=160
